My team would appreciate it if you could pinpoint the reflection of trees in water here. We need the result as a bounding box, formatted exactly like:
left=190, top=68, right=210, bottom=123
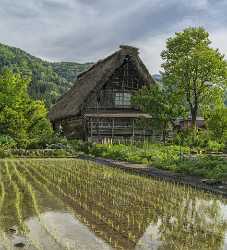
left=157, top=198, right=226, bottom=250
left=0, top=159, right=226, bottom=250
left=0, top=161, right=66, bottom=234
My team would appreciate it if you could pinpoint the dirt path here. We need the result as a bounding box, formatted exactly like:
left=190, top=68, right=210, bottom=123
left=78, top=155, right=227, bottom=198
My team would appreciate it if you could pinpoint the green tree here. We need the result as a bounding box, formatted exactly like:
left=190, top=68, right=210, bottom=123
left=132, top=84, right=185, bottom=143
left=206, top=104, right=227, bottom=141
left=0, top=69, right=53, bottom=147
left=161, top=27, right=227, bottom=128
left=27, top=100, right=53, bottom=147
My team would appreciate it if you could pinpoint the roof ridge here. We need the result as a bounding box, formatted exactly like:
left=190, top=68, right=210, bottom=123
left=119, top=45, right=139, bottom=52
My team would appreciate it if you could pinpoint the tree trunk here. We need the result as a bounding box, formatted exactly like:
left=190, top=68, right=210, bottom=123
left=162, top=122, right=167, bottom=144
left=162, top=130, right=166, bottom=144
left=191, top=108, right=197, bottom=129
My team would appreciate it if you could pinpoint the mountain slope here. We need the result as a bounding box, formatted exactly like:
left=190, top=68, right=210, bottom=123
left=0, top=43, right=92, bottom=108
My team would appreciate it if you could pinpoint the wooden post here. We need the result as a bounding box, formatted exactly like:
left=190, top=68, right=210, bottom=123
left=83, top=117, right=87, bottom=141
left=132, top=119, right=135, bottom=143
left=90, top=118, right=93, bottom=141
left=112, top=119, right=115, bottom=141
left=97, top=119, right=100, bottom=142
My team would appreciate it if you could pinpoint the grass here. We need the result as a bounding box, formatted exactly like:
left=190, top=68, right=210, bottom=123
left=0, top=158, right=226, bottom=249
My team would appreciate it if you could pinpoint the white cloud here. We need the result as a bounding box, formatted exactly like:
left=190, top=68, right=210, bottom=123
left=188, top=0, right=209, bottom=10
left=210, top=29, right=227, bottom=57
left=136, top=34, right=169, bottom=74
left=0, top=0, right=226, bottom=73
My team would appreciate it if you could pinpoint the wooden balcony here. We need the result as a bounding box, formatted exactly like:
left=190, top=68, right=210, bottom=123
left=89, top=128, right=153, bottom=136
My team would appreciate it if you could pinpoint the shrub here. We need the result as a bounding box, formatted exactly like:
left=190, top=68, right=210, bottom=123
left=68, top=139, right=93, bottom=154
left=173, top=156, right=227, bottom=180
left=10, top=149, right=71, bottom=158
left=87, top=142, right=227, bottom=180
left=174, top=129, right=225, bottom=153
left=45, top=135, right=69, bottom=148
left=207, top=140, right=224, bottom=153
left=88, top=142, right=190, bottom=164
left=0, top=135, right=17, bottom=149
left=0, top=149, right=12, bottom=158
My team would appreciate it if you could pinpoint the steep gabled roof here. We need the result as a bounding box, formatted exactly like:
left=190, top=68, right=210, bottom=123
left=48, top=45, right=155, bottom=121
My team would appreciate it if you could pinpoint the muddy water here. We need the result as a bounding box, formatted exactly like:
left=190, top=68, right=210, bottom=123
left=0, top=159, right=227, bottom=250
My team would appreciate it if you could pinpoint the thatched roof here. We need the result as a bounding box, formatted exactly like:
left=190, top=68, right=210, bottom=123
left=49, top=45, right=155, bottom=122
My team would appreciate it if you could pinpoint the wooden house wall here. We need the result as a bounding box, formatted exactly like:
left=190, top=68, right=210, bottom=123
left=84, top=57, right=144, bottom=113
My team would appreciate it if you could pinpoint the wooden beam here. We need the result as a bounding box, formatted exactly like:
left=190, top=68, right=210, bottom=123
left=112, top=118, right=115, bottom=140
left=91, top=118, right=93, bottom=141
left=132, top=119, right=135, bottom=143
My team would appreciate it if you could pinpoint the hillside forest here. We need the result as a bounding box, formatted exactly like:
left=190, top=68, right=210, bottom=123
left=0, top=43, right=92, bottom=108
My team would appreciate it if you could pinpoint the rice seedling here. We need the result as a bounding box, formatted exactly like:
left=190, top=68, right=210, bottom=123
left=0, top=158, right=226, bottom=250
left=0, top=174, right=12, bottom=250
left=12, top=161, right=74, bottom=250
left=0, top=181, right=5, bottom=213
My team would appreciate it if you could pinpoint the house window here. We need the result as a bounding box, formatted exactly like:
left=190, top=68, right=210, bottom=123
left=115, top=92, right=131, bottom=106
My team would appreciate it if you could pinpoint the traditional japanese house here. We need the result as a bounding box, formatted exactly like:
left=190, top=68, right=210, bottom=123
left=48, top=45, right=156, bottom=141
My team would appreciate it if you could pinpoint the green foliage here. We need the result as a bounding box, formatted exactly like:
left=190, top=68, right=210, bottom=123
left=161, top=27, right=227, bottom=127
left=0, top=149, right=12, bottom=158
left=0, top=135, right=15, bottom=158
left=9, top=149, right=71, bottom=158
left=0, top=135, right=17, bottom=149
left=132, top=82, right=186, bottom=142
left=26, top=101, right=53, bottom=148
left=68, top=139, right=93, bottom=154
left=171, top=156, right=227, bottom=180
left=45, top=135, right=69, bottom=148
left=0, top=70, right=53, bottom=148
left=51, top=62, right=93, bottom=83
left=206, top=105, right=227, bottom=141
left=89, top=142, right=190, bottom=164
left=88, top=142, right=227, bottom=180
left=0, top=43, right=92, bottom=107
left=174, top=129, right=225, bottom=153
left=207, top=141, right=225, bottom=153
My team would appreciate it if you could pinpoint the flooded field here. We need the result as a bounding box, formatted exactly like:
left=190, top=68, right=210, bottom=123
left=0, top=158, right=227, bottom=250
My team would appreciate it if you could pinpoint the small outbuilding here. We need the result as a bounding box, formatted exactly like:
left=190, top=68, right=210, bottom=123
left=175, top=116, right=206, bottom=130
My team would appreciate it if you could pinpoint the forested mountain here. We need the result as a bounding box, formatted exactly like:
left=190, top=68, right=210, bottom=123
left=0, top=43, right=92, bottom=108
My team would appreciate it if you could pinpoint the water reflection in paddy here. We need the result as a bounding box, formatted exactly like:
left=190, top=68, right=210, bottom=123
left=0, top=159, right=227, bottom=250
left=25, top=211, right=112, bottom=250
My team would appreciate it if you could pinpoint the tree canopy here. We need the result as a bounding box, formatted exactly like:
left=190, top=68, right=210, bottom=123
left=0, top=69, right=53, bottom=147
left=132, top=83, right=185, bottom=142
left=161, top=27, right=227, bottom=127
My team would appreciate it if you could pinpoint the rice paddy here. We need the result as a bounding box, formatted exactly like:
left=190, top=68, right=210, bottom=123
left=0, top=158, right=227, bottom=250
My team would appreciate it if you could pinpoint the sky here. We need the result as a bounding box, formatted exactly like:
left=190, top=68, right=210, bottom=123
left=0, top=0, right=227, bottom=73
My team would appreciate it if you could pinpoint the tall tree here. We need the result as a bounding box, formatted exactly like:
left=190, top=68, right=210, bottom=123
left=0, top=69, right=53, bottom=147
left=161, top=27, right=227, bottom=128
